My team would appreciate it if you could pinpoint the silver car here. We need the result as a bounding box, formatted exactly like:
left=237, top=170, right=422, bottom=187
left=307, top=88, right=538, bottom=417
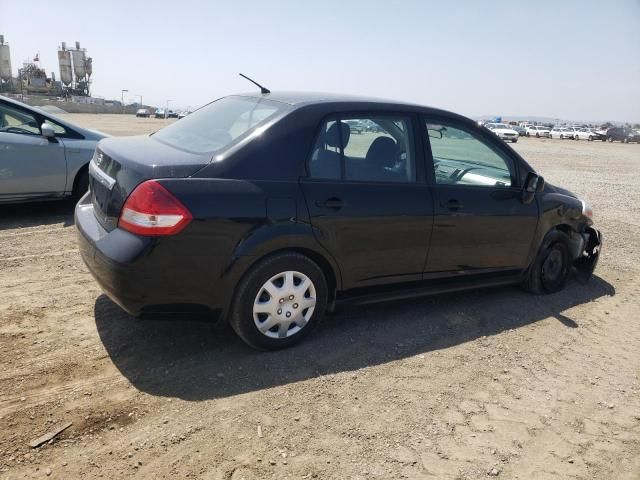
left=0, top=95, right=106, bottom=203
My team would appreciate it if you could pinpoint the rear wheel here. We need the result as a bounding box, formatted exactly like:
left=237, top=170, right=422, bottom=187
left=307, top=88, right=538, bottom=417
left=229, top=253, right=328, bottom=350
left=523, top=240, right=570, bottom=294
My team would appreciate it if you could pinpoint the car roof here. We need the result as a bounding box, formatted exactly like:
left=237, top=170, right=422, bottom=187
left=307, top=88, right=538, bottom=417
left=232, top=91, right=424, bottom=107
left=227, top=91, right=478, bottom=126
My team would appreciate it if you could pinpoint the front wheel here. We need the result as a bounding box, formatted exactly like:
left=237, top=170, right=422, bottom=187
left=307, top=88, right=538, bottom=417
left=523, top=240, right=570, bottom=294
left=229, top=253, right=328, bottom=350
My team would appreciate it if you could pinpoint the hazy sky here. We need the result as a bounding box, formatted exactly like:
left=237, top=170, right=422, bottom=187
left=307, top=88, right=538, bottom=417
left=2, top=0, right=639, bottom=121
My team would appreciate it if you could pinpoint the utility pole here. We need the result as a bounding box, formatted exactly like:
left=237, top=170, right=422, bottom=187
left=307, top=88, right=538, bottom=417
left=165, top=99, right=172, bottom=119
left=136, top=94, right=142, bottom=108
left=121, top=89, right=128, bottom=114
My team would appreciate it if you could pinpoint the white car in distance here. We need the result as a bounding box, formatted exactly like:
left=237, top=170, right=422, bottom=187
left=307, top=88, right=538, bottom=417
left=484, top=123, right=519, bottom=143
left=550, top=127, right=575, bottom=139
left=526, top=125, right=551, bottom=138
left=574, top=128, right=600, bottom=141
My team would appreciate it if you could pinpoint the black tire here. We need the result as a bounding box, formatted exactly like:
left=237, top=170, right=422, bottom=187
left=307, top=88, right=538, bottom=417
left=72, top=168, right=89, bottom=202
left=229, top=252, right=328, bottom=350
left=588, top=136, right=593, bottom=141
left=607, top=136, right=614, bottom=142
left=536, top=133, right=540, bottom=138
left=523, top=240, right=571, bottom=294
left=526, top=132, right=530, bottom=137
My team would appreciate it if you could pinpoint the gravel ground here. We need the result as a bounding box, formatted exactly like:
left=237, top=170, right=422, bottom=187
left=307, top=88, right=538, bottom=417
left=0, top=117, right=638, bottom=480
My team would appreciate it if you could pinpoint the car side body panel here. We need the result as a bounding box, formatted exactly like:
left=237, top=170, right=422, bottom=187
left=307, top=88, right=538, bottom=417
left=74, top=92, right=600, bottom=322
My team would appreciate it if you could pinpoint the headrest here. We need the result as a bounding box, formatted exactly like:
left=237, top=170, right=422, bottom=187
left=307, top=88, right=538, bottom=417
left=324, top=122, right=350, bottom=148
left=365, top=136, right=398, bottom=166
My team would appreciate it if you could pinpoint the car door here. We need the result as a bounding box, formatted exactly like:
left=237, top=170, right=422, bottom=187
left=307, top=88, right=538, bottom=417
left=300, top=114, right=434, bottom=289
left=422, top=118, right=538, bottom=276
left=0, top=100, right=67, bottom=198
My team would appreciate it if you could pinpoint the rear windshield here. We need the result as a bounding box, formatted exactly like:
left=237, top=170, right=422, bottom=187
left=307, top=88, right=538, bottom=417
left=153, top=96, right=286, bottom=154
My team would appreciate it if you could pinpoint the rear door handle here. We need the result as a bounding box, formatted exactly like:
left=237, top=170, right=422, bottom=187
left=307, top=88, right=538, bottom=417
left=442, top=199, right=464, bottom=210
left=316, top=198, right=345, bottom=210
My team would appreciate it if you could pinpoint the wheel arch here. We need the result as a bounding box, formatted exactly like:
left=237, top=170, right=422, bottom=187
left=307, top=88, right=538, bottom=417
left=219, top=228, right=343, bottom=321
left=539, top=224, right=583, bottom=262
left=71, top=162, right=89, bottom=195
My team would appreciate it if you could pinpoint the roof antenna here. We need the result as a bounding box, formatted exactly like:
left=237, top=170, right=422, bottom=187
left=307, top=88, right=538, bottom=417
left=239, top=73, right=270, bottom=94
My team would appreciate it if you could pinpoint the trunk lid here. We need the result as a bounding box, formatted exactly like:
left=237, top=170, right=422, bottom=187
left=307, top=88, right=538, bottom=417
left=89, top=135, right=210, bottom=231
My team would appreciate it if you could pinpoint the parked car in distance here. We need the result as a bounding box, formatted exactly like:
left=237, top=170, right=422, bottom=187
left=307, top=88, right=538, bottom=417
left=76, top=92, right=601, bottom=350
left=154, top=109, right=166, bottom=119
left=526, top=125, right=551, bottom=138
left=135, top=108, right=150, bottom=118
left=575, top=128, right=602, bottom=141
left=166, top=110, right=179, bottom=119
left=605, top=127, right=640, bottom=143
left=510, top=124, right=526, bottom=136
left=484, top=122, right=519, bottom=142
left=178, top=111, right=190, bottom=119
left=0, top=95, right=107, bottom=204
left=549, top=127, right=575, bottom=140
left=344, top=119, right=364, bottom=134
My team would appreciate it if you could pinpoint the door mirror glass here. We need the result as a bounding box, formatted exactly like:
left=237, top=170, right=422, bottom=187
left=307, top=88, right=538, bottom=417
left=525, top=173, right=544, bottom=192
left=41, top=123, right=55, bottom=138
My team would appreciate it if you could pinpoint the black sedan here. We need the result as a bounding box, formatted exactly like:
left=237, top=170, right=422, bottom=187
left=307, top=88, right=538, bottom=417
left=76, top=92, right=602, bottom=350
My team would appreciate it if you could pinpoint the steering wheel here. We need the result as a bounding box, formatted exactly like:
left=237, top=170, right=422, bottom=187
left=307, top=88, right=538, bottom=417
left=1, top=126, right=35, bottom=135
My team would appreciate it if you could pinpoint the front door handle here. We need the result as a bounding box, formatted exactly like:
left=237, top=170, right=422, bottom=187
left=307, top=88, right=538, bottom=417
left=316, top=198, right=345, bottom=210
left=442, top=199, right=464, bottom=211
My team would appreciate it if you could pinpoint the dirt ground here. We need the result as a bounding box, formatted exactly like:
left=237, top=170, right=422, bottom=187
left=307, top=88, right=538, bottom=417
left=0, top=115, right=639, bottom=480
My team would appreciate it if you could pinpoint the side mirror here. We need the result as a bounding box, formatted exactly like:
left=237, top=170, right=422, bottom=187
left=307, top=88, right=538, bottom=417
left=41, top=123, right=55, bottom=139
left=525, top=173, right=544, bottom=193
left=522, top=173, right=544, bottom=204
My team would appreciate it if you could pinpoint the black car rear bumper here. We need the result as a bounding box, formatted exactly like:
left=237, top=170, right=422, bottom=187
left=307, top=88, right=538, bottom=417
left=75, top=194, right=223, bottom=318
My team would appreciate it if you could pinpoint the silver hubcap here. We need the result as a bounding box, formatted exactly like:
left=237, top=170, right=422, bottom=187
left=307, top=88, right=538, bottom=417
left=253, top=271, right=316, bottom=339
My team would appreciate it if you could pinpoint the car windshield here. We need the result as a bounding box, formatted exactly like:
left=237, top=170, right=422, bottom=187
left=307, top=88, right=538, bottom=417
left=153, top=96, right=286, bottom=154
left=494, top=124, right=508, bottom=129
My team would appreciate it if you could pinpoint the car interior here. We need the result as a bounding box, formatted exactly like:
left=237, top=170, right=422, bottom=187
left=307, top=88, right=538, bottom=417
left=309, top=118, right=413, bottom=183
left=0, top=104, right=40, bottom=135
left=427, top=124, right=513, bottom=188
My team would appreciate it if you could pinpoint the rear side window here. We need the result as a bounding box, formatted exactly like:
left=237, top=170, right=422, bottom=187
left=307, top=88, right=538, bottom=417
left=425, top=121, right=514, bottom=188
left=153, top=96, right=286, bottom=154
left=308, top=116, right=415, bottom=183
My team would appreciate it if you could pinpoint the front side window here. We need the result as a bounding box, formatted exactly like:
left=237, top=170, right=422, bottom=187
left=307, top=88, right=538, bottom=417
left=425, top=121, right=514, bottom=188
left=309, top=116, right=415, bottom=183
left=0, top=102, right=40, bottom=136
left=153, top=96, right=286, bottom=154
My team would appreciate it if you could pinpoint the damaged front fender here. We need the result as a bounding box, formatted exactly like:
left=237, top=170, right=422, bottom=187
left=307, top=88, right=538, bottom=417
left=574, top=227, right=602, bottom=284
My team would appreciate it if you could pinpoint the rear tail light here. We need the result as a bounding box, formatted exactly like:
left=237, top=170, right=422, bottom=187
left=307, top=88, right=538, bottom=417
left=118, top=180, right=192, bottom=236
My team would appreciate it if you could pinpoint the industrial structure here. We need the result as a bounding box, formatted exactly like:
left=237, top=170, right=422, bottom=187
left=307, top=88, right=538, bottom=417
left=0, top=35, right=13, bottom=92
left=0, top=35, right=92, bottom=97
